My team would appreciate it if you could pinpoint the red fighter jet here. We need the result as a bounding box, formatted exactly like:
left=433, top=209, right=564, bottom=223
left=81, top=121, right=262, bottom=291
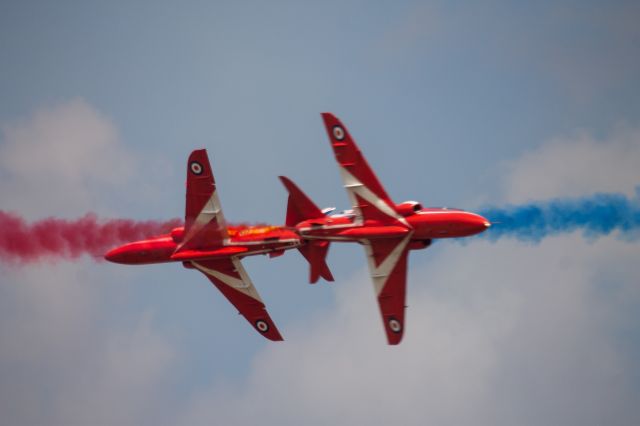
left=105, top=149, right=301, bottom=341
left=279, top=113, right=491, bottom=344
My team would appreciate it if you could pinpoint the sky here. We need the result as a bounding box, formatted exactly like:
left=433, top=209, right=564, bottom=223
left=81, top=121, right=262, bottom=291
left=1, top=1, right=639, bottom=425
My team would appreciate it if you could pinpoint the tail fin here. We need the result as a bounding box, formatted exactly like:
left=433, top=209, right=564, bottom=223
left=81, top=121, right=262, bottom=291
left=278, top=176, right=334, bottom=283
left=278, top=176, right=325, bottom=226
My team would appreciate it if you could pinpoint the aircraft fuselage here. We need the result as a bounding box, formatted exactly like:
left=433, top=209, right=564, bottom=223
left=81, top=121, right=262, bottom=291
left=105, top=225, right=300, bottom=265
left=294, top=207, right=490, bottom=243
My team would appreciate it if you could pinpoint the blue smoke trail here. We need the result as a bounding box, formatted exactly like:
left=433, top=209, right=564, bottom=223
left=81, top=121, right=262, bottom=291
left=478, top=189, right=640, bottom=242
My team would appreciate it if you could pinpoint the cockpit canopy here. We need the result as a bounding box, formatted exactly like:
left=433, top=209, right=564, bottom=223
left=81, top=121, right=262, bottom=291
left=395, top=201, right=423, bottom=217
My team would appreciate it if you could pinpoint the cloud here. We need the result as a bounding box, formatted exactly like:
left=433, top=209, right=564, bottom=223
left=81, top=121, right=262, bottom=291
left=0, top=262, right=177, bottom=426
left=0, top=99, right=133, bottom=218
left=504, top=124, right=640, bottom=203
left=178, top=235, right=639, bottom=426
left=0, top=100, right=177, bottom=425
left=177, top=124, right=640, bottom=425
left=2, top=99, right=638, bottom=425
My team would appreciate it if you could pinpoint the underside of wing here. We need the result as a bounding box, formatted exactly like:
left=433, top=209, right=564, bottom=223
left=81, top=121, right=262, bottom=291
left=363, top=235, right=413, bottom=345
left=191, top=258, right=283, bottom=341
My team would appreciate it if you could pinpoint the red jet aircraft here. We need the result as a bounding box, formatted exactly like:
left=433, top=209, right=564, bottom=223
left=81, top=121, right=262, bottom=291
left=106, top=113, right=490, bottom=345
left=278, top=113, right=491, bottom=344
left=105, top=149, right=301, bottom=341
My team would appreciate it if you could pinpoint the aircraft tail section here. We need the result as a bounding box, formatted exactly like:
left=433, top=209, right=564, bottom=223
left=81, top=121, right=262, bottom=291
left=278, top=176, right=324, bottom=227
left=298, top=241, right=334, bottom=284
left=278, top=176, right=334, bottom=283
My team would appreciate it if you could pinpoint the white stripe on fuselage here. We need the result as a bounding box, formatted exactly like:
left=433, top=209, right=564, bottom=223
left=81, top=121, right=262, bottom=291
left=297, top=222, right=355, bottom=233
left=225, top=238, right=300, bottom=246
left=416, top=210, right=476, bottom=215
left=239, top=243, right=300, bottom=256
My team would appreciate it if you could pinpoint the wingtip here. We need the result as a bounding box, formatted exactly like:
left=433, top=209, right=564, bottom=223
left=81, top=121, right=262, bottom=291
left=320, top=112, right=339, bottom=123
left=253, top=317, right=285, bottom=342
left=267, top=330, right=285, bottom=342
left=386, top=329, right=404, bottom=345
left=186, top=148, right=212, bottom=173
left=188, top=148, right=207, bottom=158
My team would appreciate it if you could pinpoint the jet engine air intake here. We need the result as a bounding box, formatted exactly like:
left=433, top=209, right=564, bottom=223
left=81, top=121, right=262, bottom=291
left=409, top=239, right=431, bottom=250
left=171, top=227, right=185, bottom=243
left=395, top=201, right=423, bottom=217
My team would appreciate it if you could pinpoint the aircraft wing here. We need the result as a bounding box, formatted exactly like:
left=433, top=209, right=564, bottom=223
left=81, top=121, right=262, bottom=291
left=321, top=113, right=408, bottom=227
left=363, top=234, right=413, bottom=345
left=191, top=258, right=284, bottom=341
left=179, top=149, right=228, bottom=251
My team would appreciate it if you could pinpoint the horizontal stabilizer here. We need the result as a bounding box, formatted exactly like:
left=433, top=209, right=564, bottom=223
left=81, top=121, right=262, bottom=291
left=298, top=240, right=334, bottom=284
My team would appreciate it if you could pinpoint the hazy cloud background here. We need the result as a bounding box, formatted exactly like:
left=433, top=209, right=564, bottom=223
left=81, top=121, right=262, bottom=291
left=1, top=1, right=639, bottom=425
left=177, top=125, right=640, bottom=426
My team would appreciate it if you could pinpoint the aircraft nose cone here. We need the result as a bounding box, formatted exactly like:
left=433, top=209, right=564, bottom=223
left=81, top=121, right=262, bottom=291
left=478, top=215, right=491, bottom=232
left=104, top=246, right=127, bottom=264
left=470, top=213, right=491, bottom=235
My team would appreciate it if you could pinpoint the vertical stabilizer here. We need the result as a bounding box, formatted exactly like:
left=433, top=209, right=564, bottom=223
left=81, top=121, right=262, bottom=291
left=278, top=176, right=324, bottom=227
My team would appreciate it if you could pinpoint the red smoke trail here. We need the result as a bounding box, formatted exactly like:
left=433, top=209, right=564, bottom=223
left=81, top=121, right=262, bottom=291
left=0, top=211, right=182, bottom=264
